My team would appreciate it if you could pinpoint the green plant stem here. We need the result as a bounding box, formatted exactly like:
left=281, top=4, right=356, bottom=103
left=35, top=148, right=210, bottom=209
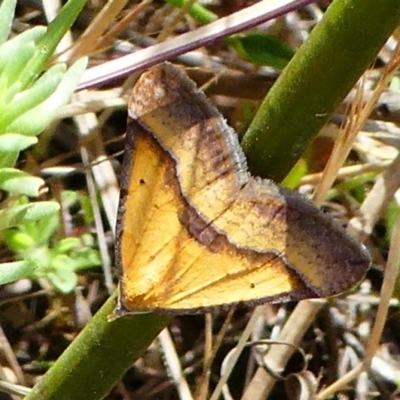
left=24, top=292, right=171, bottom=400
left=241, top=0, right=400, bottom=182
left=19, top=0, right=88, bottom=90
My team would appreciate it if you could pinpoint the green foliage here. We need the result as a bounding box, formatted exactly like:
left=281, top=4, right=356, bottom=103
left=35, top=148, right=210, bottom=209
left=0, top=199, right=60, bottom=231
left=0, top=0, right=91, bottom=292
left=0, top=133, right=38, bottom=152
left=0, top=169, right=44, bottom=197
left=1, top=195, right=101, bottom=292
left=0, top=260, right=36, bottom=286
left=228, top=32, right=294, bottom=69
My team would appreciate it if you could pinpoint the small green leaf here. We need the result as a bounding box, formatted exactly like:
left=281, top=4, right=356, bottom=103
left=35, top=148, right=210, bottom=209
left=2, top=230, right=36, bottom=251
left=72, top=248, right=101, bottom=271
left=29, top=247, right=50, bottom=270
left=47, top=264, right=78, bottom=294
left=0, top=260, right=36, bottom=285
left=228, top=31, right=294, bottom=69
left=0, top=134, right=38, bottom=152
left=28, top=211, right=60, bottom=245
left=0, top=0, right=16, bottom=45
left=0, top=64, right=65, bottom=132
left=0, top=150, right=18, bottom=168
left=7, top=58, right=88, bottom=136
left=0, top=168, right=44, bottom=196
left=21, top=201, right=60, bottom=222
left=0, top=42, right=36, bottom=98
left=0, top=26, right=46, bottom=78
left=0, top=201, right=60, bottom=230
left=55, top=237, right=81, bottom=254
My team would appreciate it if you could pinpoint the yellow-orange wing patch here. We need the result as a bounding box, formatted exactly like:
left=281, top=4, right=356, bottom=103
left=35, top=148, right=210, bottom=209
left=116, top=63, right=370, bottom=314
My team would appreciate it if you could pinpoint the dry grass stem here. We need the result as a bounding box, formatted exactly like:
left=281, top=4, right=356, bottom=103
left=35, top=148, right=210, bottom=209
left=69, top=0, right=130, bottom=59
left=158, top=329, right=194, bottom=400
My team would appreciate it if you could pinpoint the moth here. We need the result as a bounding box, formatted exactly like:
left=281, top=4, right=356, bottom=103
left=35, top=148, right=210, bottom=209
left=115, top=63, right=370, bottom=314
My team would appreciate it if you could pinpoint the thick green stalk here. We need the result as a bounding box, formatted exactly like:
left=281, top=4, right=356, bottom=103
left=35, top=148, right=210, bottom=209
left=24, top=292, right=171, bottom=400
left=241, top=0, right=400, bottom=181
